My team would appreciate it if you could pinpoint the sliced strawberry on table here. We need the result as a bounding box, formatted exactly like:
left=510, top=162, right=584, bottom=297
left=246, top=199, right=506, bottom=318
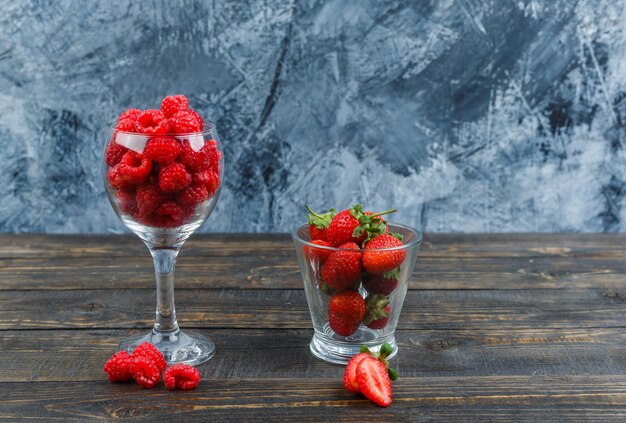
left=343, top=352, right=371, bottom=393
left=306, top=205, right=335, bottom=242
left=362, top=233, right=406, bottom=275
left=356, top=356, right=393, bottom=407
left=320, top=242, right=362, bottom=292
left=328, top=290, right=365, bottom=336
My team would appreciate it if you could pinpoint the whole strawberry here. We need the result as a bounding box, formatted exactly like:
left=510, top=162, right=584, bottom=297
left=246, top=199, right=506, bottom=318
left=343, top=343, right=397, bottom=407
left=362, top=268, right=400, bottom=295
left=326, top=205, right=394, bottom=247
left=363, top=294, right=391, bottom=329
left=362, top=233, right=406, bottom=275
left=328, top=290, right=365, bottom=336
left=320, top=242, right=362, bottom=291
left=306, top=205, right=334, bottom=241
left=304, top=239, right=333, bottom=263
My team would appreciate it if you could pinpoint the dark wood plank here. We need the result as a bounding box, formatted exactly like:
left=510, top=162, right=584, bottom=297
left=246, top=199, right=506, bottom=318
left=1, top=328, right=625, bottom=382
left=1, top=376, right=626, bottom=422
left=1, top=288, right=626, bottom=330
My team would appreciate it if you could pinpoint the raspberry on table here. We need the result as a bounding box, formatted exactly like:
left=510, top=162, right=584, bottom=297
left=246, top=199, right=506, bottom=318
left=160, top=95, right=189, bottom=118
left=159, top=162, right=191, bottom=193
left=178, top=140, right=210, bottom=172
left=130, top=355, right=161, bottom=388
left=132, top=342, right=167, bottom=373
left=105, top=142, right=128, bottom=167
left=103, top=350, right=134, bottom=382
left=143, top=137, right=182, bottom=164
left=138, top=109, right=170, bottom=135
left=168, top=110, right=202, bottom=134
left=163, top=364, right=201, bottom=390
left=135, top=182, right=166, bottom=216
left=117, top=151, right=153, bottom=185
left=177, top=183, right=209, bottom=207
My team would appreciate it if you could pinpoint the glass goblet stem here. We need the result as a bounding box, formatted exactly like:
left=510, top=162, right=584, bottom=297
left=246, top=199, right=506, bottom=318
left=150, top=247, right=181, bottom=333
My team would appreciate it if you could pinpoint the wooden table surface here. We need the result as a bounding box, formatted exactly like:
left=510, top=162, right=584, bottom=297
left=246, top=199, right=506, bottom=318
left=1, top=233, right=626, bottom=422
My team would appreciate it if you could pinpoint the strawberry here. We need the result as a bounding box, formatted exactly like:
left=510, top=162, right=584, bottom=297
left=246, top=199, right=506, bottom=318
left=328, top=290, right=365, bottom=336
left=356, top=356, right=393, bottom=407
left=326, top=205, right=395, bottom=247
left=304, top=239, right=333, bottom=263
left=362, top=233, right=406, bottom=275
left=363, top=294, right=391, bottom=329
left=362, top=268, right=400, bottom=295
left=320, top=242, right=362, bottom=292
left=306, top=205, right=334, bottom=241
left=343, top=353, right=371, bottom=393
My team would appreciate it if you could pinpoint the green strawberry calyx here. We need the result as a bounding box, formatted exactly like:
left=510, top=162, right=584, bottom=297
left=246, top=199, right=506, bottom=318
left=349, top=204, right=397, bottom=243
left=383, top=267, right=401, bottom=280
left=359, top=343, right=398, bottom=380
left=306, top=205, right=335, bottom=229
left=363, top=294, right=390, bottom=326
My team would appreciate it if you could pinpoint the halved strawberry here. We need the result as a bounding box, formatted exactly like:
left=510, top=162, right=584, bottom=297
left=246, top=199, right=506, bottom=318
left=362, top=233, right=406, bottom=275
left=356, top=356, right=392, bottom=407
left=343, top=352, right=371, bottom=393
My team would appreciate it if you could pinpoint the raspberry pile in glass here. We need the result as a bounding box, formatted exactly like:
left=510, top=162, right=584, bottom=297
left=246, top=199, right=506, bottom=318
left=105, top=95, right=221, bottom=228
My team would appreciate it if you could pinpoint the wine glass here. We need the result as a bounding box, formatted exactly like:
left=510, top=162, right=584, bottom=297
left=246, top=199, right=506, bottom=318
left=103, top=123, right=223, bottom=365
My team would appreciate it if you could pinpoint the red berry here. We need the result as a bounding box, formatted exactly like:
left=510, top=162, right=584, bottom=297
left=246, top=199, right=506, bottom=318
left=154, top=201, right=185, bottom=227
left=169, top=110, right=202, bottom=134
left=363, top=294, right=391, bottom=330
left=136, top=182, right=167, bottom=216
left=143, top=137, right=182, bottom=164
left=130, top=355, right=161, bottom=388
left=306, top=206, right=334, bottom=242
left=328, top=290, right=366, bottom=336
left=303, top=239, right=333, bottom=263
left=362, top=268, right=399, bottom=296
left=178, top=140, right=210, bottom=172
left=138, top=109, right=170, bottom=135
left=343, top=352, right=371, bottom=393
left=116, top=117, right=139, bottom=132
left=320, top=242, right=362, bottom=291
left=177, top=183, right=209, bottom=207
left=115, top=186, right=137, bottom=215
left=188, top=110, right=205, bottom=130
left=362, top=234, right=406, bottom=275
left=118, top=108, right=142, bottom=122
left=163, top=364, right=201, bottom=390
left=132, top=342, right=167, bottom=373
left=193, top=170, right=220, bottom=196
left=159, top=162, right=191, bottom=193
left=326, top=209, right=366, bottom=247
left=356, top=356, right=393, bottom=407
left=105, top=142, right=128, bottom=167
left=161, top=95, right=189, bottom=118
left=103, top=350, right=133, bottom=382
left=108, top=166, right=128, bottom=189
left=116, top=151, right=153, bottom=185
left=203, top=139, right=220, bottom=172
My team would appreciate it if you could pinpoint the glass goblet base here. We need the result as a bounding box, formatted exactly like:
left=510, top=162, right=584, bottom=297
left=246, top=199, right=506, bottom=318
left=309, top=323, right=397, bottom=365
left=118, top=329, right=215, bottom=365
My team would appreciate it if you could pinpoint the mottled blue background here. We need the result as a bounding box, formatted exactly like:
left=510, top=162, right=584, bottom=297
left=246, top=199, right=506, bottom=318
left=0, top=0, right=625, bottom=233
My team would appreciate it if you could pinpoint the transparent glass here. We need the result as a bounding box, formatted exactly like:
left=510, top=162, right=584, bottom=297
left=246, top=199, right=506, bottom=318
left=103, top=124, right=223, bottom=365
left=292, top=223, right=422, bottom=364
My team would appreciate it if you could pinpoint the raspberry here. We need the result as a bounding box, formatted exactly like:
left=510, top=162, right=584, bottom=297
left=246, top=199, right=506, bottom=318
left=136, top=182, right=166, bottom=216
left=117, top=151, right=153, bottom=184
left=132, top=342, right=167, bottom=373
left=116, top=186, right=137, bottom=215
left=161, top=95, right=189, bottom=118
left=188, top=109, right=204, bottom=129
left=178, top=140, right=210, bottom=172
left=116, top=117, right=139, bottom=132
left=143, top=137, right=182, bottom=164
left=168, top=110, right=202, bottom=134
left=163, top=364, right=201, bottom=390
left=103, top=350, right=133, bottom=382
left=118, top=108, right=142, bottom=122
left=154, top=201, right=185, bottom=227
left=192, top=170, right=220, bottom=196
left=204, top=140, right=221, bottom=173
left=177, top=184, right=209, bottom=207
left=138, top=109, right=170, bottom=135
left=159, top=162, right=191, bottom=193
left=105, top=142, right=129, bottom=167
left=130, top=355, right=160, bottom=388
left=108, top=166, right=127, bottom=189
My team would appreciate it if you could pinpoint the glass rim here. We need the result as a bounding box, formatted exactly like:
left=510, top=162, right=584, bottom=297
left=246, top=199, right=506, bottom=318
left=111, top=122, right=216, bottom=137
left=292, top=222, right=423, bottom=252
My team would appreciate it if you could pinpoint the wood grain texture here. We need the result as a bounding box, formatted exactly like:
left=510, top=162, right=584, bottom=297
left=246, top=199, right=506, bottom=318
left=1, top=234, right=625, bottom=421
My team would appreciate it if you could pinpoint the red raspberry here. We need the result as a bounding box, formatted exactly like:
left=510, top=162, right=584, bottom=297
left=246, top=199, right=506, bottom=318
left=117, top=151, right=153, bottom=184
left=132, top=342, right=167, bottom=373
left=116, top=186, right=137, bottom=215
left=168, top=110, right=202, bottom=134
left=204, top=140, right=221, bottom=173
left=143, top=137, right=182, bottom=164
left=192, top=170, right=220, bottom=196
left=105, top=142, right=129, bottom=167
left=161, top=95, right=189, bottom=118
left=177, top=183, right=209, bottom=207
left=118, top=108, right=142, bottom=121
left=136, top=182, right=167, bottom=216
left=130, top=355, right=160, bottom=388
left=116, top=117, right=139, bottom=132
left=159, top=162, right=191, bottom=193
left=108, top=166, right=128, bottom=189
left=163, top=364, right=201, bottom=390
left=188, top=109, right=204, bottom=129
left=178, top=140, right=210, bottom=172
left=103, top=350, right=133, bottom=382
left=138, top=109, right=170, bottom=135
left=154, top=201, right=185, bottom=227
